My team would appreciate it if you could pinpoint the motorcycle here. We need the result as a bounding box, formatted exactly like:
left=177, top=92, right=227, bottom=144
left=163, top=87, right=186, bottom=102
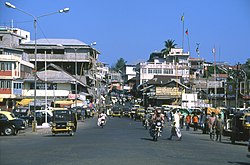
left=86, top=109, right=91, bottom=118
left=100, top=118, right=106, bottom=128
left=150, top=120, right=162, bottom=141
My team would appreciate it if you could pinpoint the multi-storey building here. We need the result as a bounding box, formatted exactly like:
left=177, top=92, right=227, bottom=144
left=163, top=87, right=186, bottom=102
left=0, top=26, right=101, bottom=110
left=0, top=27, right=34, bottom=111
left=136, top=48, right=190, bottom=85
left=18, top=38, right=100, bottom=101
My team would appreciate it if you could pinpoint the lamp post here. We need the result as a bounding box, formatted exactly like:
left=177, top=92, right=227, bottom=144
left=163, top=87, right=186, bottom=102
left=74, top=48, right=78, bottom=108
left=5, top=2, right=69, bottom=131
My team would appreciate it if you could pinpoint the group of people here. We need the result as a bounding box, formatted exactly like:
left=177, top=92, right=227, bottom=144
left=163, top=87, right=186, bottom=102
left=208, top=112, right=224, bottom=142
left=144, top=108, right=224, bottom=142
left=143, top=108, right=182, bottom=140
left=97, top=107, right=224, bottom=142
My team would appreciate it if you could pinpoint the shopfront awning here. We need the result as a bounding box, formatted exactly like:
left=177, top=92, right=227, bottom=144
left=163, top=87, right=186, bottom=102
left=16, top=99, right=34, bottom=106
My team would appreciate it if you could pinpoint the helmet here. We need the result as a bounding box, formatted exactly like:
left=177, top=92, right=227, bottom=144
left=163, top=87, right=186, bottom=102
left=156, top=109, right=161, bottom=114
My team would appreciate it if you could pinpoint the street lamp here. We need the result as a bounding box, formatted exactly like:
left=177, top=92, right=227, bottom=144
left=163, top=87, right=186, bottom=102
left=5, top=2, right=69, bottom=131
left=74, top=48, right=79, bottom=108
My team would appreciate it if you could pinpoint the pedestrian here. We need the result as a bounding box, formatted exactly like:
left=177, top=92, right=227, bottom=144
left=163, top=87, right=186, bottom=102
left=168, top=121, right=182, bottom=140
left=208, top=112, right=216, bottom=140
left=173, top=110, right=180, bottom=128
left=202, top=110, right=208, bottom=134
left=180, top=115, right=184, bottom=129
left=192, top=113, right=199, bottom=131
left=213, top=113, right=224, bottom=142
left=185, top=112, right=191, bottom=131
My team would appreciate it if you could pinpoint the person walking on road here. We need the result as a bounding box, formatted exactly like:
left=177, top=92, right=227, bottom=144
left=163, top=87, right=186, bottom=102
left=185, top=112, right=191, bottom=131
left=168, top=121, right=182, bottom=140
left=173, top=110, right=180, bottom=128
left=208, top=112, right=216, bottom=140
left=192, top=113, right=199, bottom=131
left=168, top=110, right=182, bottom=140
left=213, top=113, right=224, bottom=142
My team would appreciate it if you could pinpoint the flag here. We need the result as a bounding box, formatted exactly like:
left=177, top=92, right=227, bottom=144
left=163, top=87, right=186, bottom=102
left=212, top=47, right=216, bottom=54
left=185, top=29, right=188, bottom=35
left=196, top=47, right=199, bottom=54
left=181, top=15, right=184, bottom=21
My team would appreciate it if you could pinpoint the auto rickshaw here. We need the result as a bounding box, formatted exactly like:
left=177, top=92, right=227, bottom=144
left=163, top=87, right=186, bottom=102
left=134, top=108, right=145, bottom=121
left=51, top=108, right=77, bottom=136
left=230, top=112, right=250, bottom=144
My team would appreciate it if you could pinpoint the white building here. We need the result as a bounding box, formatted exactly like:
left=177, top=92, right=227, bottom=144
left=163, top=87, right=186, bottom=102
left=136, top=48, right=190, bottom=85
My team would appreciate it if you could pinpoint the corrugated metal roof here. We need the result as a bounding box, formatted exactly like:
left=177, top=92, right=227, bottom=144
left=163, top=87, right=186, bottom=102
left=24, top=38, right=88, bottom=46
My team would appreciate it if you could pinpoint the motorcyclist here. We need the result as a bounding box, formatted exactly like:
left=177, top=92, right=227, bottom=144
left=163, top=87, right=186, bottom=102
left=97, top=111, right=107, bottom=126
left=151, top=108, right=165, bottom=125
left=149, top=108, right=165, bottom=137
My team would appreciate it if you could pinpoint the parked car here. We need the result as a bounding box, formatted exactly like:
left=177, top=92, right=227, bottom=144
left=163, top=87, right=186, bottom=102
left=0, top=111, right=26, bottom=135
left=13, top=107, right=32, bottom=126
left=0, top=120, right=16, bottom=136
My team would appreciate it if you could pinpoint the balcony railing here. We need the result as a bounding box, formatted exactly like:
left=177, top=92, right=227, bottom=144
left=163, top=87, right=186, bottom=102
left=29, top=53, right=92, bottom=62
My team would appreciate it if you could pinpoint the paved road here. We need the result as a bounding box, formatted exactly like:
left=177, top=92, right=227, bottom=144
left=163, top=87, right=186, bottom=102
left=0, top=116, right=249, bottom=165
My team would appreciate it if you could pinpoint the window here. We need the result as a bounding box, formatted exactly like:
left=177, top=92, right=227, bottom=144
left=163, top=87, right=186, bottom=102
left=0, top=80, right=11, bottom=88
left=142, top=68, right=147, bottom=74
left=0, top=36, right=3, bottom=41
left=163, top=69, right=173, bottom=74
left=14, top=83, right=22, bottom=89
left=148, top=69, right=153, bottom=74
left=156, top=69, right=162, bottom=74
left=152, top=68, right=162, bottom=74
left=0, top=62, right=12, bottom=71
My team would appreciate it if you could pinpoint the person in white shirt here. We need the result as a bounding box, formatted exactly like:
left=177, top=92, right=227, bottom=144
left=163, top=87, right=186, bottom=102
left=97, top=111, right=107, bottom=126
left=173, top=110, right=180, bottom=128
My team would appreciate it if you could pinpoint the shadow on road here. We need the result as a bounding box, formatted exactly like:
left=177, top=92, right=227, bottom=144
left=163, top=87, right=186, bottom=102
left=43, top=134, right=76, bottom=138
left=140, top=137, right=154, bottom=141
left=221, top=141, right=248, bottom=147
left=228, top=161, right=250, bottom=165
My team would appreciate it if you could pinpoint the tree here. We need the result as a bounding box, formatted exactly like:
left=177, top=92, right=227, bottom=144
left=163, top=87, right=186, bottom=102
left=148, top=52, right=162, bottom=62
left=112, top=58, right=127, bottom=72
left=161, top=39, right=177, bottom=58
left=243, top=58, right=250, bottom=79
left=148, top=39, right=177, bottom=62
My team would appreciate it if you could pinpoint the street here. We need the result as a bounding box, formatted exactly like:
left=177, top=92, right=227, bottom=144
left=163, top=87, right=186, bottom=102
left=0, top=116, right=249, bottom=165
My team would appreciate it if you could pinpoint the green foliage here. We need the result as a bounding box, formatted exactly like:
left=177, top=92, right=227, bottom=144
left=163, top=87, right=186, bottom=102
left=148, top=39, right=177, bottom=62
left=112, top=58, right=126, bottom=72
left=161, top=39, right=177, bottom=57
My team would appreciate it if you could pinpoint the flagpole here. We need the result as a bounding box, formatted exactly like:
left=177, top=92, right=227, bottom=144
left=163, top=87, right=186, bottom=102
left=181, top=13, right=185, bottom=50
left=213, top=46, right=217, bottom=108
left=186, top=29, right=190, bottom=53
left=196, top=43, right=200, bottom=106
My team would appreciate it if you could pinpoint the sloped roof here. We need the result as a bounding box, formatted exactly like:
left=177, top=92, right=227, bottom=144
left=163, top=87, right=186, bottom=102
left=24, top=38, right=88, bottom=46
left=25, top=63, right=88, bottom=87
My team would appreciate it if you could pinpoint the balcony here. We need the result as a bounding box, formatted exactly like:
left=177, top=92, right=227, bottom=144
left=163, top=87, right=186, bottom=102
left=29, top=53, right=92, bottom=62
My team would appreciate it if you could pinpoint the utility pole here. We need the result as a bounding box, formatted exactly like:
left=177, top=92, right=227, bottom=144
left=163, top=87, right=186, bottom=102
left=235, top=63, right=240, bottom=111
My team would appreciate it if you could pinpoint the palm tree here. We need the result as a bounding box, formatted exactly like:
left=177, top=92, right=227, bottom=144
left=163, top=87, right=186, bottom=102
left=161, top=39, right=177, bottom=58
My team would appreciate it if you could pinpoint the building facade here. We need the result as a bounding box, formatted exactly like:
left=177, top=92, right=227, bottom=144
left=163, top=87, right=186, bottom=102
left=136, top=48, right=190, bottom=86
left=0, top=27, right=34, bottom=111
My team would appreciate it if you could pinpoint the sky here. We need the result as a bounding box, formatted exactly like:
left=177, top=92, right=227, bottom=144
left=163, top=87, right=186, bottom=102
left=1, top=0, right=250, bottom=66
